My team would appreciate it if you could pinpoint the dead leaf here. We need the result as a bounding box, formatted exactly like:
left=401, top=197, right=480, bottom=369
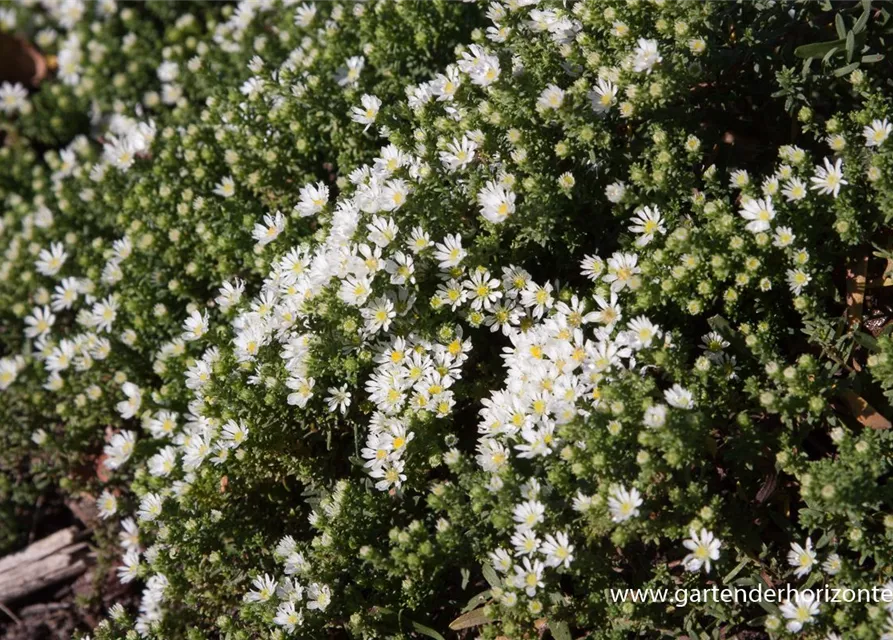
left=846, top=256, right=868, bottom=330
left=755, top=471, right=777, bottom=503
left=865, top=259, right=893, bottom=288
left=95, top=453, right=111, bottom=483
left=0, top=34, right=48, bottom=87
left=449, top=608, right=493, bottom=630
left=839, top=389, right=892, bottom=430
left=219, top=475, right=229, bottom=493
left=865, top=277, right=893, bottom=288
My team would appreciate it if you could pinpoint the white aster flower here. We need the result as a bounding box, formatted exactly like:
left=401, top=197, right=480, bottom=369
left=252, top=211, right=286, bottom=247
left=738, top=197, right=775, bottom=233
left=536, top=83, right=565, bottom=110
left=97, top=490, right=118, bottom=519
left=244, top=573, right=278, bottom=603
left=512, top=500, right=545, bottom=531
left=779, top=590, right=820, bottom=633
left=682, top=528, right=721, bottom=573
left=0, top=82, right=28, bottom=114
left=786, top=268, right=811, bottom=295
left=326, top=385, right=352, bottom=415
left=788, top=538, right=817, bottom=578
left=810, top=157, right=847, bottom=198
left=433, top=234, right=467, bottom=269
left=137, top=492, right=163, bottom=522
left=295, top=181, right=329, bottom=217
left=213, top=176, right=236, bottom=198
left=608, top=485, right=643, bottom=522
left=664, top=383, right=695, bottom=410
left=35, top=242, right=68, bottom=276
left=350, top=94, right=381, bottom=129
left=589, top=78, right=618, bottom=114
left=631, top=38, right=661, bottom=73
left=628, top=205, right=666, bottom=246
left=104, top=429, right=137, bottom=469
left=540, top=532, right=574, bottom=569
left=863, top=118, right=891, bottom=148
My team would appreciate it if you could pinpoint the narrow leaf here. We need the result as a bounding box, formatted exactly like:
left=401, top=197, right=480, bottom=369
left=823, top=45, right=841, bottom=64
left=853, top=331, right=879, bottom=352
left=723, top=558, right=750, bottom=583
left=449, top=608, right=493, bottom=630
left=816, top=530, right=834, bottom=549
left=854, top=4, right=871, bottom=33
left=411, top=621, right=446, bottom=640
left=794, top=38, right=845, bottom=59
left=835, top=13, right=847, bottom=39
left=462, top=590, right=491, bottom=613
left=834, top=61, right=861, bottom=76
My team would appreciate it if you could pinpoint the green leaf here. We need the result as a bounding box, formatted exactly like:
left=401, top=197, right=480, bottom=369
left=481, top=563, right=501, bottom=588
left=853, top=331, right=879, bottom=352
left=722, top=558, right=750, bottom=583
left=815, top=530, right=835, bottom=549
left=794, top=38, right=845, bottom=59
left=854, top=3, right=871, bottom=33
left=411, top=621, right=446, bottom=640
left=741, top=616, right=769, bottom=635
left=348, top=455, right=364, bottom=468
left=377, top=608, right=446, bottom=640
left=862, top=53, right=885, bottom=63
left=756, top=597, right=780, bottom=616
left=460, top=567, right=470, bottom=590
left=462, top=590, right=491, bottom=613
left=707, top=315, right=732, bottom=334
left=551, top=620, right=572, bottom=640
left=835, top=13, right=847, bottom=39
left=834, top=61, right=861, bottom=76
left=846, top=30, right=856, bottom=61
left=803, top=571, right=823, bottom=589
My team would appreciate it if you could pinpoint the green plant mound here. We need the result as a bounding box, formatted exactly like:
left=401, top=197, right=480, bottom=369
left=2, top=1, right=893, bottom=640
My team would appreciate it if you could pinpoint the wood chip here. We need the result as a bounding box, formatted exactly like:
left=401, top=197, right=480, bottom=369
left=0, top=526, right=93, bottom=603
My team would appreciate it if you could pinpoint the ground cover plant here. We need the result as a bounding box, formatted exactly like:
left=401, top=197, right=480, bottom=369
left=2, top=1, right=893, bottom=639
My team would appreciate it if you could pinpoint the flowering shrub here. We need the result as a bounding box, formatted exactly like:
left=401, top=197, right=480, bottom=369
left=3, top=1, right=893, bottom=639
